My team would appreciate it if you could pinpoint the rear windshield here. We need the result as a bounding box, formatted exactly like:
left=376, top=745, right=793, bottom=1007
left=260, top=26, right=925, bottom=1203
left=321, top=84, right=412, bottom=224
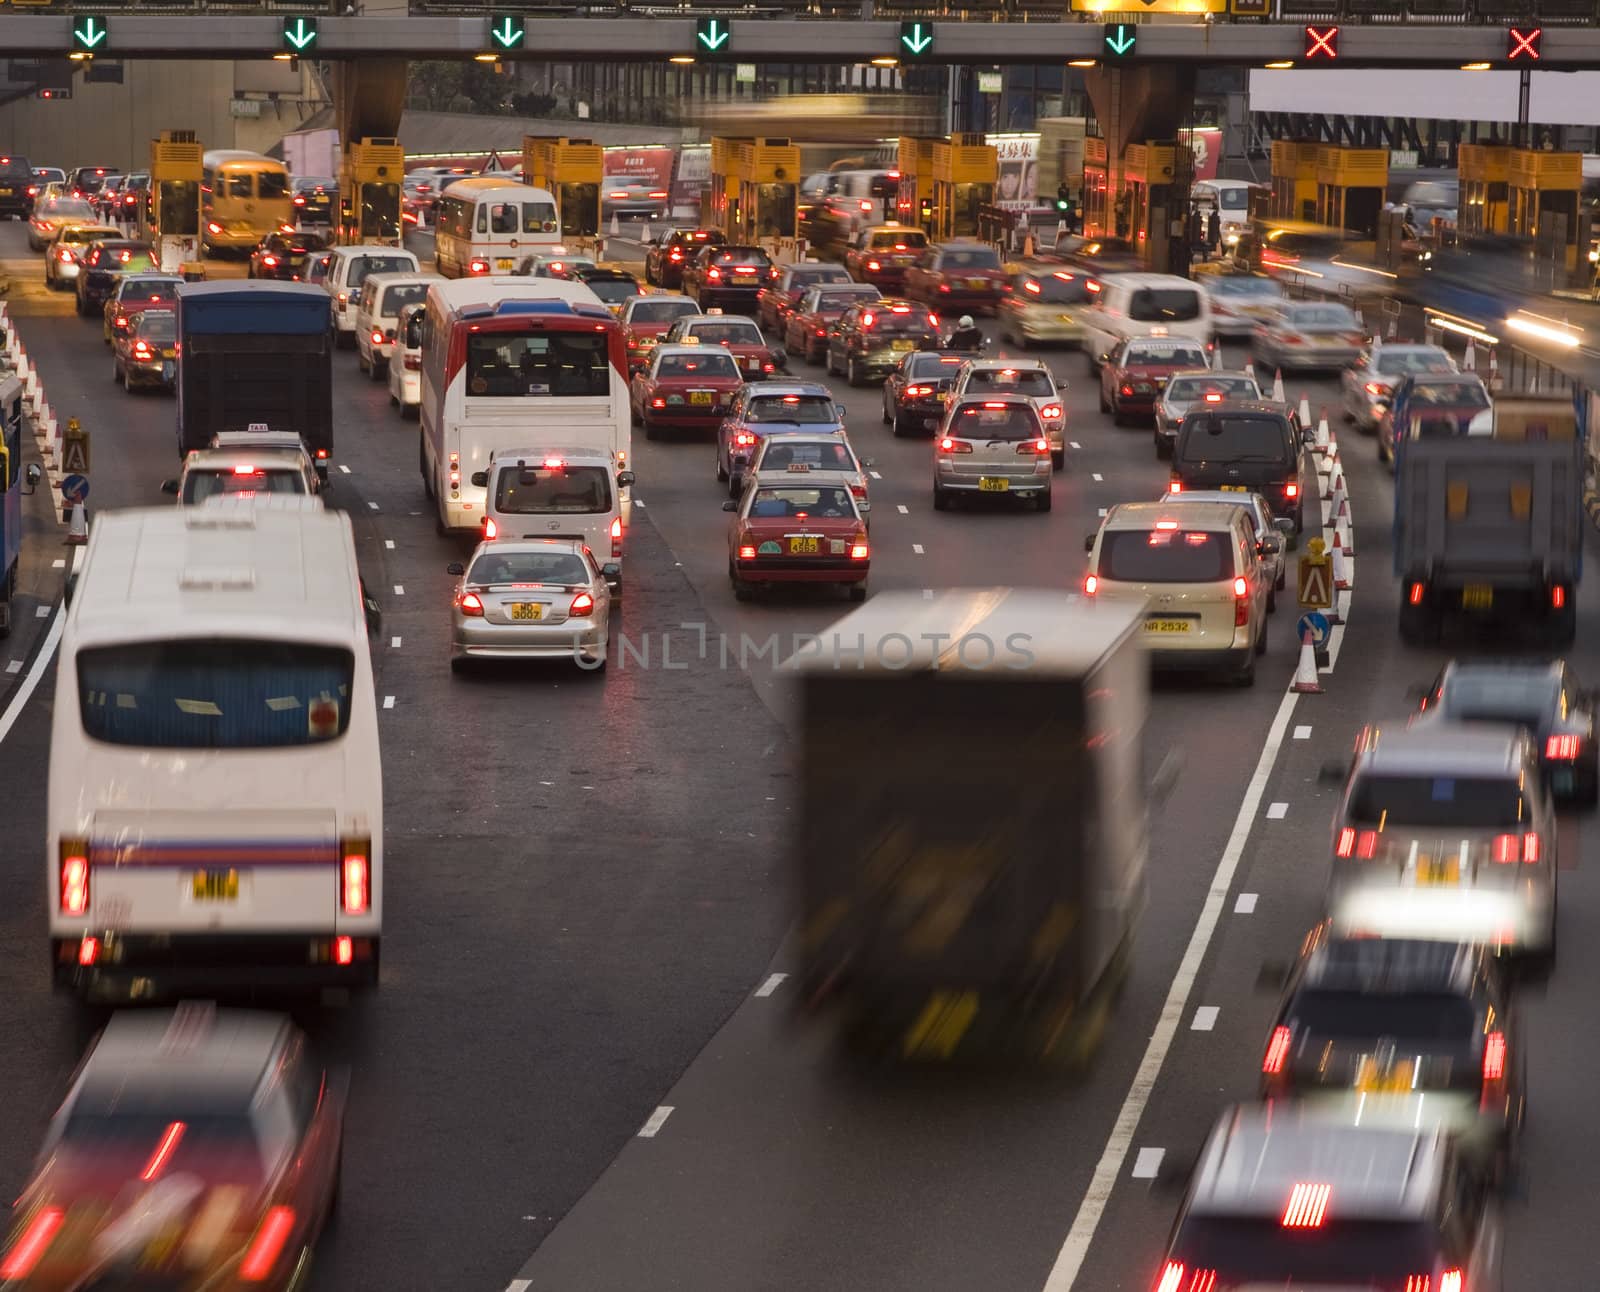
left=257, top=172, right=289, bottom=200
left=671, top=230, right=723, bottom=247
left=1128, top=287, right=1201, bottom=323
left=790, top=266, right=852, bottom=286
left=864, top=308, right=932, bottom=334
left=869, top=230, right=926, bottom=250
left=584, top=279, right=638, bottom=305
left=77, top=640, right=356, bottom=748
left=1179, top=415, right=1290, bottom=464
left=137, top=314, right=177, bottom=342
left=1346, top=774, right=1530, bottom=829
left=950, top=403, right=1041, bottom=440
left=1125, top=340, right=1209, bottom=367
left=1210, top=276, right=1283, bottom=300
left=713, top=248, right=772, bottom=267
left=1441, top=674, right=1557, bottom=724
left=940, top=247, right=1000, bottom=270
left=1286, top=305, right=1358, bottom=328
left=1173, top=1218, right=1438, bottom=1283
left=403, top=312, right=424, bottom=346
left=468, top=550, right=592, bottom=585
left=1099, top=528, right=1232, bottom=583
left=41, top=198, right=94, bottom=221
left=75, top=170, right=118, bottom=193
left=813, top=286, right=880, bottom=308
left=61, top=227, right=116, bottom=244
left=747, top=486, right=856, bottom=518
left=1016, top=273, right=1092, bottom=304
left=690, top=322, right=763, bottom=346
left=1166, top=376, right=1258, bottom=402
left=1288, top=989, right=1476, bottom=1042
left=380, top=283, right=430, bottom=316
left=967, top=369, right=1054, bottom=398
left=746, top=395, right=837, bottom=424
left=907, top=353, right=966, bottom=379
left=869, top=174, right=898, bottom=200
left=759, top=440, right=854, bottom=471
left=182, top=467, right=306, bottom=505
left=630, top=298, right=698, bottom=324
left=1408, top=380, right=1489, bottom=408
left=349, top=256, right=415, bottom=288
left=657, top=352, right=739, bottom=379
left=0, top=156, right=30, bottom=180
left=122, top=280, right=180, bottom=305
left=494, top=464, right=612, bottom=514
left=1376, top=349, right=1453, bottom=376
left=466, top=332, right=613, bottom=397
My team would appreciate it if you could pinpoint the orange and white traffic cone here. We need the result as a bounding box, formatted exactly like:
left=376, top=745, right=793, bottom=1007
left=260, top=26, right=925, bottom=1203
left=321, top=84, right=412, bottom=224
left=1324, top=462, right=1341, bottom=502
left=1334, top=513, right=1354, bottom=556
left=1316, top=410, right=1331, bottom=453
left=1272, top=369, right=1285, bottom=403
left=1298, top=394, right=1312, bottom=428
left=66, top=501, right=88, bottom=544
left=1292, top=628, right=1323, bottom=694
left=1332, top=542, right=1352, bottom=591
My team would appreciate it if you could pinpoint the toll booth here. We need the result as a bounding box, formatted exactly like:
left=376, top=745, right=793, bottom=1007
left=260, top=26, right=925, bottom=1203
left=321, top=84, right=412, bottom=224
left=896, top=135, right=940, bottom=233
left=930, top=133, right=997, bottom=241
left=709, top=137, right=749, bottom=241
left=1269, top=141, right=1319, bottom=223
left=1458, top=144, right=1512, bottom=237
left=1122, top=142, right=1181, bottom=262
left=147, top=129, right=203, bottom=277
left=733, top=137, right=800, bottom=249
left=1083, top=136, right=1110, bottom=238
left=338, top=137, right=404, bottom=246
left=1315, top=146, right=1386, bottom=236
left=522, top=136, right=602, bottom=247
left=1508, top=147, right=1581, bottom=252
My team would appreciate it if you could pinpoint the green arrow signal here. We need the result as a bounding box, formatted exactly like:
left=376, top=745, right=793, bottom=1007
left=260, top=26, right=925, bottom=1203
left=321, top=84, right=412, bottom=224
left=901, top=22, right=932, bottom=54
left=72, top=16, right=107, bottom=50
left=490, top=15, right=524, bottom=48
left=698, top=18, right=729, bottom=50
left=283, top=16, right=318, bottom=50
left=1104, top=23, right=1136, bottom=55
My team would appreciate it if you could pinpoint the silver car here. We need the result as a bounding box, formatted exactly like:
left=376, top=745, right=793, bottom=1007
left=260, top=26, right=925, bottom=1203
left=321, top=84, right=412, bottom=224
left=447, top=539, right=612, bottom=673
left=1203, top=273, right=1286, bottom=338
left=1252, top=300, right=1368, bottom=372
left=1160, top=489, right=1291, bottom=602
left=1152, top=369, right=1261, bottom=459
left=1340, top=342, right=1456, bottom=430
left=932, top=396, right=1053, bottom=512
left=27, top=195, right=96, bottom=251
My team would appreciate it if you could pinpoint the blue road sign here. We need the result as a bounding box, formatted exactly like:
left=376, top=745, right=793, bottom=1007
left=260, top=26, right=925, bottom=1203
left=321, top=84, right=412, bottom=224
left=61, top=473, right=89, bottom=504
left=1296, top=610, right=1330, bottom=648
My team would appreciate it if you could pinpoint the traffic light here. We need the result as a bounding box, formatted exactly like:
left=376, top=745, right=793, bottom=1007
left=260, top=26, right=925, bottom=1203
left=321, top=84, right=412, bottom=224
left=694, top=18, right=731, bottom=57
left=489, top=13, right=526, bottom=50
left=1103, top=23, right=1137, bottom=59
left=1506, top=26, right=1541, bottom=61
left=899, top=22, right=934, bottom=58
left=281, top=15, right=318, bottom=53
left=1303, top=24, right=1338, bottom=59
left=70, top=15, right=108, bottom=54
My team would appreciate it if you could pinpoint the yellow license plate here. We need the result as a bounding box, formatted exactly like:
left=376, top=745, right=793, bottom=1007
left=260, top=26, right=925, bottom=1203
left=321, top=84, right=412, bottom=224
left=1416, top=856, right=1460, bottom=885
left=967, top=278, right=988, bottom=288
left=496, top=258, right=514, bottom=270
left=1144, top=618, right=1192, bottom=633
left=1356, top=1058, right=1416, bottom=1093
left=789, top=537, right=820, bottom=555
left=1058, top=313, right=1075, bottom=323
left=936, top=393, right=947, bottom=402
left=1463, top=585, right=1493, bottom=610
left=732, top=276, right=757, bottom=285
left=892, top=339, right=915, bottom=351
left=690, top=391, right=713, bottom=405
left=510, top=603, right=543, bottom=620
left=161, top=348, right=176, bottom=359
left=191, top=870, right=239, bottom=901
left=1221, top=484, right=1247, bottom=492
left=978, top=478, right=1009, bottom=492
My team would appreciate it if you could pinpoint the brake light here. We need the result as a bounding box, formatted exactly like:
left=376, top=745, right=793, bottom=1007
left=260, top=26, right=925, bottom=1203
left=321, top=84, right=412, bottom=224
left=239, top=1206, right=296, bottom=1282
left=294, top=195, right=306, bottom=206
left=469, top=259, right=490, bottom=274
left=335, top=936, right=354, bottom=965
left=231, top=463, right=257, bottom=475
left=738, top=544, right=756, bottom=559
left=1168, top=480, right=1181, bottom=493
left=133, top=341, right=152, bottom=358
left=1408, top=582, right=1425, bottom=605
left=141, top=1121, right=187, bottom=1182
left=1365, top=382, right=1386, bottom=395
left=1405, top=1279, right=1431, bottom=1292
left=1285, top=482, right=1299, bottom=498
left=907, top=385, right=932, bottom=397
left=670, top=250, right=683, bottom=261
left=1491, top=832, right=1540, bottom=864
left=114, top=314, right=127, bottom=327
left=708, top=267, right=721, bottom=280
left=1483, top=1030, right=1506, bottom=1082
left=1233, top=575, right=1249, bottom=596
left=859, top=200, right=873, bottom=212
left=1234, top=576, right=1250, bottom=624
left=58, top=248, right=75, bottom=262
left=610, top=515, right=623, bottom=556
left=1203, top=391, right=1223, bottom=402
left=1154, top=1262, right=1215, bottom=1292
left=207, top=221, right=223, bottom=234
left=734, top=431, right=756, bottom=446
left=79, top=936, right=99, bottom=965
left=1017, top=438, right=1049, bottom=455
left=1334, top=827, right=1379, bottom=859
left=60, top=840, right=89, bottom=915
left=372, top=330, right=384, bottom=344
left=938, top=437, right=971, bottom=453
left=482, top=517, right=498, bottom=540
left=1041, top=404, right=1062, bottom=420
left=263, top=255, right=278, bottom=268
left=458, top=591, right=484, bottom=616
left=1551, top=584, right=1567, bottom=609
left=1439, top=1270, right=1463, bottom=1292
left=1120, top=384, right=1134, bottom=397
left=341, top=843, right=370, bottom=915
left=569, top=591, right=595, bottom=617
left=862, top=312, right=874, bottom=328
left=1523, top=831, right=1540, bottom=863
left=1083, top=574, right=1098, bottom=595
left=1547, top=734, right=1581, bottom=760
left=0, top=1207, right=66, bottom=1280
left=1281, top=1182, right=1330, bottom=1228
left=1262, top=1025, right=1292, bottom=1074
left=651, top=397, right=667, bottom=409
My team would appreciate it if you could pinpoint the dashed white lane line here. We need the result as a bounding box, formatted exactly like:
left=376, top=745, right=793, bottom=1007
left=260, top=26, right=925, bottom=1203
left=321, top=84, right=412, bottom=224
left=539, top=780, right=554, bottom=786
left=912, top=543, right=925, bottom=555
left=390, top=636, right=402, bottom=649
left=1130, top=1148, right=1164, bottom=1180
left=51, top=558, right=64, bottom=569
left=382, top=695, right=395, bottom=709
left=896, top=504, right=909, bottom=514
left=1266, top=801, right=1288, bottom=820
left=1091, top=472, right=1103, bottom=482
left=869, top=470, right=883, bottom=479
left=754, top=973, right=787, bottom=997
left=5, top=660, right=20, bottom=674
left=367, top=501, right=380, bottom=511
left=1235, top=892, right=1259, bottom=914
left=384, top=539, right=395, bottom=550
left=34, top=605, right=48, bottom=618
left=634, top=499, right=646, bottom=508
left=637, top=1106, right=674, bottom=1138
left=1293, top=725, right=1312, bottom=740
left=1098, top=507, right=1108, bottom=517
left=393, top=584, right=405, bottom=596
left=507, top=1281, right=532, bottom=1292
left=1191, top=1006, right=1220, bottom=1032
left=339, top=464, right=351, bottom=475
left=922, top=589, right=934, bottom=599
left=1070, top=440, right=1082, bottom=449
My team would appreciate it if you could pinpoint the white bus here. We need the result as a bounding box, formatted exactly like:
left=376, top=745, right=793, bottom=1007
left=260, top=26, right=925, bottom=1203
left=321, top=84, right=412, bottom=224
left=433, top=178, right=562, bottom=279
left=419, top=278, right=632, bottom=533
left=48, top=503, right=383, bottom=998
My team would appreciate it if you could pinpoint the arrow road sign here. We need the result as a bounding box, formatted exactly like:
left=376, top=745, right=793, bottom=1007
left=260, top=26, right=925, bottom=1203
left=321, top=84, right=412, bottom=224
left=60, top=474, right=89, bottom=504
left=900, top=21, right=933, bottom=56
left=1103, top=23, right=1137, bottom=58
left=71, top=15, right=108, bottom=52
left=1295, top=610, right=1330, bottom=649
left=282, top=15, right=318, bottom=51
left=696, top=18, right=730, bottom=51
left=490, top=13, right=525, bottom=49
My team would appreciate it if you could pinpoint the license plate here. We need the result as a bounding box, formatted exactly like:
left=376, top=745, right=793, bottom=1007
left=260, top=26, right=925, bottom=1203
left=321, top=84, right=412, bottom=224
left=891, top=340, right=914, bottom=351
left=689, top=391, right=713, bottom=406
left=1356, top=1058, right=1416, bottom=1093
left=732, top=276, right=757, bottom=286
left=1221, top=484, right=1247, bottom=492
left=936, top=393, right=947, bottom=402
left=1462, top=585, right=1493, bottom=610
left=1058, top=313, right=1075, bottom=323
left=0, top=188, right=11, bottom=196
left=191, top=870, right=239, bottom=901
left=967, top=278, right=988, bottom=288
left=1416, top=856, right=1460, bottom=886
left=496, top=258, right=514, bottom=270
left=789, top=537, right=819, bottom=554
left=510, top=603, right=543, bottom=620
left=978, top=478, right=1009, bottom=492
left=1144, top=618, right=1192, bottom=634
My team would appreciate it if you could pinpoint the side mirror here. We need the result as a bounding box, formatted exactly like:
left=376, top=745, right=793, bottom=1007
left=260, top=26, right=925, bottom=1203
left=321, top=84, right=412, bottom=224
left=1259, top=536, right=1282, bottom=556
left=469, top=470, right=487, bottom=488
left=160, top=478, right=180, bottom=495
left=617, top=470, right=636, bottom=488
left=861, top=457, right=876, bottom=469
left=771, top=347, right=787, bottom=367
left=1056, top=378, right=1070, bottom=391
left=1083, top=533, right=1097, bottom=553
left=1302, top=427, right=1317, bottom=445
left=1274, top=517, right=1294, bottom=536
left=601, top=562, right=621, bottom=580
left=446, top=562, right=465, bottom=576
left=23, top=463, right=41, bottom=493
left=721, top=499, right=738, bottom=512
left=836, top=403, right=848, bottom=419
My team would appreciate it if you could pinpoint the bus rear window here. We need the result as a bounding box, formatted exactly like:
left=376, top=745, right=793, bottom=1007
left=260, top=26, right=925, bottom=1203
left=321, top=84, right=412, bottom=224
left=77, top=640, right=356, bottom=748
left=466, top=332, right=613, bottom=397
left=494, top=464, right=612, bottom=513
left=257, top=172, right=288, bottom=200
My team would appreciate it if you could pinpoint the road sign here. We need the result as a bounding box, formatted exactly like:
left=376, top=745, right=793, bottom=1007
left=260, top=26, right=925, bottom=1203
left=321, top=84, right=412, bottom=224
left=1103, top=23, right=1137, bottom=59
left=1298, top=536, right=1332, bottom=608
left=1507, top=26, right=1541, bottom=61
left=61, top=418, right=89, bottom=474
left=71, top=15, right=108, bottom=53
left=489, top=13, right=525, bottom=50
left=282, top=15, right=318, bottom=52
left=899, top=21, right=934, bottom=57
left=1296, top=610, right=1330, bottom=649
left=1304, top=24, right=1338, bottom=60
left=694, top=18, right=731, bottom=55
left=60, top=473, right=89, bottom=504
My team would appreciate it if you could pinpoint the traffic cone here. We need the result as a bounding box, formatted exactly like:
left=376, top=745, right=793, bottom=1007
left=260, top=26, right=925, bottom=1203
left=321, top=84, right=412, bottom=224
left=1272, top=369, right=1285, bottom=402
left=1463, top=338, right=1476, bottom=371
left=1298, top=393, right=1312, bottom=427
left=1332, top=543, right=1352, bottom=591
left=1316, top=410, right=1330, bottom=452
left=640, top=220, right=652, bottom=244
left=66, top=501, right=87, bottom=544
left=1334, top=511, right=1353, bottom=555
left=1292, top=628, right=1323, bottom=694
left=1244, top=360, right=1256, bottom=384
left=1489, top=351, right=1501, bottom=390
left=609, top=213, right=621, bottom=236
left=1324, top=462, right=1340, bottom=501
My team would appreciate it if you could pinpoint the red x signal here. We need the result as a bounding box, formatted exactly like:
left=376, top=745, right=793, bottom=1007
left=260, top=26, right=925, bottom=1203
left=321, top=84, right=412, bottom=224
left=1305, top=24, right=1338, bottom=59
left=1507, top=26, right=1541, bottom=61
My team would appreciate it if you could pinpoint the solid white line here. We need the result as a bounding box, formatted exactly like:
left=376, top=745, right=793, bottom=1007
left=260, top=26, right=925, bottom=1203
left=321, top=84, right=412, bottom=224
left=1191, top=1006, right=1219, bottom=1032
left=754, top=973, right=787, bottom=997
left=1042, top=686, right=1300, bottom=1291
left=1266, top=801, right=1288, bottom=820
left=1235, top=892, right=1258, bottom=914
left=384, top=539, right=395, bottom=550
left=634, top=499, right=646, bottom=508
left=393, top=584, right=405, bottom=596
left=912, top=543, right=924, bottom=555
left=637, top=1106, right=674, bottom=1138
left=897, top=504, right=909, bottom=514
left=34, top=605, right=48, bottom=618
left=1293, top=725, right=1312, bottom=740
left=390, top=636, right=402, bottom=649
left=0, top=609, right=63, bottom=747
left=383, top=695, right=396, bottom=709
left=1130, top=1148, right=1164, bottom=1180
left=1091, top=472, right=1103, bottom=482
left=339, top=464, right=351, bottom=474
left=5, top=659, right=20, bottom=674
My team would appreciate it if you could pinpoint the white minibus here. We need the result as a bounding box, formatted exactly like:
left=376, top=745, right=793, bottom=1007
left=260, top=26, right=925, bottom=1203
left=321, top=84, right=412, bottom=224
left=434, top=178, right=562, bottom=279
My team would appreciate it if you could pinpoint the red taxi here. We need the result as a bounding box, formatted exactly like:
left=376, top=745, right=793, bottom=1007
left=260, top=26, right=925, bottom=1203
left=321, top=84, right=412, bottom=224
left=619, top=294, right=700, bottom=373
left=660, top=314, right=786, bottom=380
left=723, top=479, right=869, bottom=602
left=629, top=343, right=745, bottom=440
left=102, top=272, right=181, bottom=345
left=783, top=283, right=883, bottom=364
left=843, top=223, right=929, bottom=290
left=903, top=241, right=1008, bottom=315
left=644, top=227, right=725, bottom=289
left=1099, top=335, right=1212, bottom=425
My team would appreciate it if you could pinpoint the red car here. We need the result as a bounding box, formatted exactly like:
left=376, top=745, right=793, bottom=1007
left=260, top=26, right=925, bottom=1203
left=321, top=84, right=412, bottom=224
left=724, top=479, right=869, bottom=602
left=1099, top=335, right=1212, bottom=425
left=843, top=223, right=929, bottom=290
left=629, top=343, right=744, bottom=440
left=784, top=283, right=883, bottom=364
left=644, top=227, right=726, bottom=289
left=101, top=271, right=181, bottom=345
left=620, top=294, right=700, bottom=374
left=902, top=241, right=1008, bottom=315
left=0, top=1004, right=345, bottom=1292
left=660, top=314, right=787, bottom=380
left=757, top=262, right=853, bottom=335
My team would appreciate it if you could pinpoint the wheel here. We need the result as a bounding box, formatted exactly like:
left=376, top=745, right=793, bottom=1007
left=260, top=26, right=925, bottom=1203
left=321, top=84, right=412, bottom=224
left=846, top=356, right=862, bottom=386
left=1098, top=384, right=1109, bottom=414
left=881, top=395, right=892, bottom=426
left=825, top=348, right=840, bottom=377
left=578, top=651, right=608, bottom=673
left=1254, top=618, right=1268, bottom=654
left=419, top=432, right=435, bottom=499
left=1035, top=488, right=1052, bottom=512
left=847, top=582, right=867, bottom=603
left=1233, top=653, right=1257, bottom=687
left=449, top=655, right=468, bottom=675
left=728, top=473, right=742, bottom=500
left=389, top=391, right=398, bottom=407
left=1051, top=450, right=1065, bottom=469
left=643, top=419, right=658, bottom=441
left=729, top=561, right=753, bottom=601
left=370, top=357, right=385, bottom=382
left=715, top=449, right=728, bottom=482
left=111, top=357, right=120, bottom=385
left=932, top=482, right=949, bottom=511
left=357, top=350, right=369, bottom=375
left=1154, top=435, right=1171, bottom=460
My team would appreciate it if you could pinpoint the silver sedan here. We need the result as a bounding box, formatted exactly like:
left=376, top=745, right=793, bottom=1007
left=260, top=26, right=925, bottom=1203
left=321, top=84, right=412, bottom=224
left=447, top=539, right=612, bottom=673
left=1251, top=301, right=1368, bottom=373
left=1153, top=369, right=1262, bottom=460
left=1339, top=343, right=1455, bottom=431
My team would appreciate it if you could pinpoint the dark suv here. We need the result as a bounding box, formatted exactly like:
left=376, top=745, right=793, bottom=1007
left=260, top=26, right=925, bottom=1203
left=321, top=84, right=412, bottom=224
left=1170, top=399, right=1316, bottom=534
left=0, top=154, right=32, bottom=219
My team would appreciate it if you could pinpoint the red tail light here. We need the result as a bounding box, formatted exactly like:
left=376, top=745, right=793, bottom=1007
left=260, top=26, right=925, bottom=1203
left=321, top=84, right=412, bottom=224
left=1017, top=438, right=1050, bottom=455
left=1120, top=384, right=1134, bottom=397
left=141, top=1121, right=187, bottom=1182
left=335, top=935, right=354, bottom=965
left=1439, top=1270, right=1463, bottom=1292
left=850, top=536, right=869, bottom=560
left=207, top=221, right=224, bottom=235
left=0, top=1206, right=66, bottom=1279
left=114, top=314, right=127, bottom=327
left=1285, top=482, right=1299, bottom=498
left=133, top=341, right=152, bottom=358
left=342, top=843, right=370, bottom=915
left=569, top=591, right=595, bottom=617
left=1041, top=404, right=1062, bottom=419
left=867, top=259, right=881, bottom=271
left=1281, top=1182, right=1331, bottom=1228
left=1233, top=575, right=1250, bottom=625
left=1408, top=581, right=1425, bottom=605
left=458, top=591, right=484, bottom=617
left=1405, top=1279, right=1431, bottom=1292
left=938, top=437, right=972, bottom=454
left=79, top=936, right=100, bottom=965
left=734, top=431, right=757, bottom=447
left=1083, top=574, right=1098, bottom=595
left=239, top=1206, right=296, bottom=1282
left=708, top=267, right=721, bottom=280
left=907, top=385, right=932, bottom=397
left=1154, top=1262, right=1215, bottom=1292
left=262, top=255, right=278, bottom=268
left=859, top=200, right=872, bottom=212
left=1491, top=832, right=1540, bottom=864
left=939, top=283, right=951, bottom=292
left=1335, top=828, right=1378, bottom=859
left=1262, top=1025, right=1292, bottom=1074
left=58, top=248, right=75, bottom=262
left=60, top=841, right=89, bottom=915
left=1168, top=480, right=1182, bottom=493
left=482, top=517, right=498, bottom=540
left=651, top=397, right=666, bottom=409
left=669, top=250, right=683, bottom=261
left=610, top=515, right=623, bottom=557
left=738, top=544, right=756, bottom=559
left=371, top=330, right=384, bottom=344
left=1546, top=734, right=1581, bottom=760
left=1522, top=831, right=1540, bottom=863
left=1483, top=1030, right=1506, bottom=1082
left=469, top=259, right=490, bottom=275
left=1551, top=584, right=1567, bottom=609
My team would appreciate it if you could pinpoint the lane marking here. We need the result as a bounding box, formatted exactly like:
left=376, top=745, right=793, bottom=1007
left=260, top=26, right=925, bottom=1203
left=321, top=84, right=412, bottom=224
left=1235, top=892, right=1258, bottom=914
left=383, top=695, right=395, bottom=709
left=0, top=608, right=64, bottom=748
left=1091, top=472, right=1103, bottom=482
left=1191, top=1006, right=1219, bottom=1032
left=634, top=498, right=647, bottom=508
left=390, top=636, right=402, bottom=649
left=35, top=605, right=48, bottom=618
left=5, top=659, right=20, bottom=674
left=385, top=539, right=395, bottom=550
left=339, top=464, right=352, bottom=475
left=1070, top=440, right=1082, bottom=449
left=51, top=558, right=64, bottom=569
left=1266, top=801, right=1288, bottom=820
left=897, top=504, right=909, bottom=514
left=367, top=501, right=380, bottom=511
left=755, top=973, right=787, bottom=997
left=539, top=780, right=554, bottom=786
left=1130, top=1148, right=1164, bottom=1180
left=393, top=584, right=405, bottom=596
left=637, top=1106, right=674, bottom=1138
left=1098, top=507, right=1108, bottom=517
left=912, top=544, right=924, bottom=555
left=869, top=470, right=883, bottom=480
left=507, top=1282, right=532, bottom=1291
left=1043, top=686, right=1300, bottom=1291
left=922, top=589, right=934, bottom=599
left=1293, top=725, right=1311, bottom=740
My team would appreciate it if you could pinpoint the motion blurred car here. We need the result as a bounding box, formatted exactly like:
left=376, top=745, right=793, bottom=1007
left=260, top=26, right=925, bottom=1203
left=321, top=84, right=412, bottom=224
left=1328, top=724, right=1557, bottom=966
left=401, top=175, right=437, bottom=225
left=75, top=238, right=158, bottom=317
left=932, top=397, right=1053, bottom=512
left=92, top=175, right=127, bottom=222
left=843, top=223, right=929, bottom=291
left=643, top=227, right=725, bottom=289
left=0, top=1004, right=344, bottom=1291
left=661, top=313, right=786, bottom=380
left=620, top=294, right=700, bottom=373
left=27, top=194, right=96, bottom=251
left=116, top=172, right=150, bottom=224
left=112, top=308, right=178, bottom=392
left=714, top=382, right=846, bottom=494
left=902, top=241, right=1007, bottom=315
left=1411, top=658, right=1599, bottom=805
left=162, top=443, right=319, bottom=505
left=629, top=343, right=743, bottom=440
left=949, top=358, right=1067, bottom=467
left=102, top=272, right=181, bottom=344
left=388, top=302, right=426, bottom=416
left=758, top=261, right=853, bottom=334
left=601, top=177, right=669, bottom=219
left=743, top=432, right=871, bottom=520
left=1098, top=335, right=1211, bottom=425
left=1341, top=342, right=1456, bottom=430
left=881, top=350, right=967, bottom=437
left=723, top=480, right=869, bottom=602
left=1251, top=299, right=1367, bottom=372
left=1153, top=370, right=1262, bottom=459
left=1150, top=1099, right=1500, bottom=1291
left=995, top=268, right=1094, bottom=350
left=292, top=176, right=338, bottom=238
left=247, top=231, right=315, bottom=281
left=825, top=299, right=940, bottom=386
left=1260, top=926, right=1524, bottom=1161
left=447, top=538, right=612, bottom=673
left=682, top=244, right=778, bottom=313
left=67, top=166, right=120, bottom=203
left=43, top=223, right=121, bottom=289
left=517, top=253, right=597, bottom=280
left=1170, top=400, right=1314, bottom=534
left=1203, top=272, right=1288, bottom=338
left=783, top=283, right=883, bottom=364
left=1159, top=487, right=1290, bottom=597
left=355, top=271, right=440, bottom=379
left=570, top=265, right=642, bottom=315
left=1376, top=370, right=1491, bottom=468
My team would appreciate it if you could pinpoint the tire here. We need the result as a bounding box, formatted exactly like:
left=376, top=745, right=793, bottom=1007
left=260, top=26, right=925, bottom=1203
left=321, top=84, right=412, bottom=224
left=449, top=655, right=468, bottom=675
left=357, top=350, right=369, bottom=375
left=111, top=358, right=120, bottom=385
left=932, top=482, right=949, bottom=511
left=1276, top=567, right=1287, bottom=592
left=826, top=349, right=841, bottom=377
left=1233, top=652, right=1257, bottom=687
left=728, top=474, right=742, bottom=500
left=846, top=356, right=862, bottom=387
left=847, top=582, right=867, bottom=603
left=881, top=395, right=892, bottom=426
left=1035, top=488, right=1052, bottom=512
left=1268, top=587, right=1277, bottom=612
left=1154, top=435, right=1171, bottom=461
left=729, top=561, right=753, bottom=601
left=643, top=419, right=658, bottom=441
left=891, top=414, right=911, bottom=438
left=1098, top=384, right=1109, bottom=414
left=579, top=651, right=608, bottom=673
left=715, top=449, right=728, bottom=483
left=419, top=432, right=434, bottom=499
left=1254, top=618, right=1268, bottom=654
left=1051, top=451, right=1065, bottom=469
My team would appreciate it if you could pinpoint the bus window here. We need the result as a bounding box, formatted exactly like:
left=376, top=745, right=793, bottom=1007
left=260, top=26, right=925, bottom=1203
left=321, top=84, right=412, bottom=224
left=226, top=173, right=253, bottom=199
left=465, top=332, right=611, bottom=398
left=476, top=205, right=489, bottom=234
left=258, top=171, right=288, bottom=200
left=490, top=203, right=518, bottom=235
left=522, top=201, right=558, bottom=234
left=159, top=181, right=199, bottom=233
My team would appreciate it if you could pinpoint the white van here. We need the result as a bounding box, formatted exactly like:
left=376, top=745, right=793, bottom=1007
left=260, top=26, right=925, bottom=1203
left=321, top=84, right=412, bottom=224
left=323, top=245, right=420, bottom=349
left=355, top=270, right=443, bottom=378
left=388, top=301, right=425, bottom=416
left=1081, top=272, right=1213, bottom=372
left=475, top=444, right=633, bottom=593
left=1191, top=179, right=1268, bottom=249
left=821, top=169, right=900, bottom=240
